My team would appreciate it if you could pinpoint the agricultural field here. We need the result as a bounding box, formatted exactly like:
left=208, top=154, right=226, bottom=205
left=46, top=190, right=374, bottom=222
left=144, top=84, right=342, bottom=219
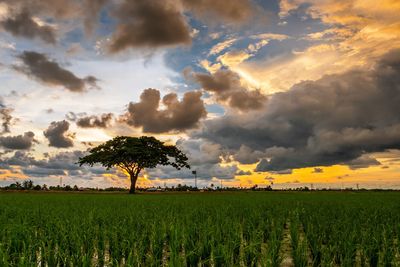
left=0, top=191, right=399, bottom=266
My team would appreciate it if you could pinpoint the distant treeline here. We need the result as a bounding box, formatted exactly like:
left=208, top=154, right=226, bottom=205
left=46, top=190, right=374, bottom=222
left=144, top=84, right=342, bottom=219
left=0, top=180, right=398, bottom=192
left=0, top=180, right=272, bottom=192
left=0, top=180, right=126, bottom=192
left=0, top=180, right=270, bottom=192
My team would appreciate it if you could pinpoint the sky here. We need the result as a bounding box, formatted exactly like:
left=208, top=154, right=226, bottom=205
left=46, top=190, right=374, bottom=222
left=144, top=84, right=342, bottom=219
left=0, top=0, right=400, bottom=189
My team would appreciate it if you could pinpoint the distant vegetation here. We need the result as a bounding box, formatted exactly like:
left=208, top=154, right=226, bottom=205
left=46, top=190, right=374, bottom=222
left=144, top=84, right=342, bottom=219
left=1, top=180, right=398, bottom=192
left=0, top=180, right=274, bottom=192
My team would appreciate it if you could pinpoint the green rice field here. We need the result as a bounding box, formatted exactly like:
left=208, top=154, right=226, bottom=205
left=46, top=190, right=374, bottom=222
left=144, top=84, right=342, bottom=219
left=0, top=191, right=399, bottom=266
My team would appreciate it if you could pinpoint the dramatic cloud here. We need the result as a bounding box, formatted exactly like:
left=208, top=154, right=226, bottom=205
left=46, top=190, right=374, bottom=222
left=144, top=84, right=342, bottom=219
left=0, top=150, right=115, bottom=178
left=347, top=155, right=381, bottom=170
left=14, top=51, right=98, bottom=92
left=108, top=0, right=258, bottom=52
left=182, top=0, right=254, bottom=23
left=0, top=0, right=109, bottom=36
left=0, top=131, right=36, bottom=150
left=43, top=120, right=74, bottom=148
left=1, top=9, right=56, bottom=44
left=0, top=104, right=12, bottom=134
left=279, top=0, right=400, bottom=25
left=197, top=50, right=400, bottom=171
left=222, top=0, right=400, bottom=96
left=190, top=69, right=267, bottom=111
left=177, top=139, right=224, bottom=166
left=208, top=38, right=238, bottom=56
left=236, top=170, right=252, bottom=176
left=76, top=113, right=113, bottom=128
left=233, top=145, right=267, bottom=165
left=0, top=0, right=78, bottom=18
left=147, top=139, right=237, bottom=180
left=109, top=0, right=191, bottom=53
left=147, top=162, right=238, bottom=181
left=34, top=151, right=85, bottom=175
left=0, top=0, right=258, bottom=54
left=123, top=88, right=206, bottom=133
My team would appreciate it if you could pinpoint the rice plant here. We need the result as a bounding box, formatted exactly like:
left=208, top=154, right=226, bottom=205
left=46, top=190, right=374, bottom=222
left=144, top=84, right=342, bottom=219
left=0, top=191, right=399, bottom=266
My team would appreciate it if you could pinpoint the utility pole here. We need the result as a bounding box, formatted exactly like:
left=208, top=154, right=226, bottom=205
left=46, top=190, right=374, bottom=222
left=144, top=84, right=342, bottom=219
left=192, top=170, right=197, bottom=188
left=220, top=180, right=222, bottom=189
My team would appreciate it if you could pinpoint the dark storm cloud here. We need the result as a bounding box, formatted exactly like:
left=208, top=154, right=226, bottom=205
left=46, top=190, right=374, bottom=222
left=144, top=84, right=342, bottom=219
left=196, top=49, right=400, bottom=171
left=14, top=51, right=98, bottom=92
left=43, top=120, right=74, bottom=148
left=0, top=131, right=36, bottom=150
left=181, top=0, right=254, bottom=23
left=123, top=88, right=206, bottom=133
left=108, top=0, right=191, bottom=53
left=190, top=70, right=267, bottom=111
left=76, top=113, right=113, bottom=128
left=1, top=9, right=56, bottom=44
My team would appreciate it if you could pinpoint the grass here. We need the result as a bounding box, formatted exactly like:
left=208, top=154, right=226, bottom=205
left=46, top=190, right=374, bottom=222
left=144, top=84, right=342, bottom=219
left=0, top=191, right=399, bottom=266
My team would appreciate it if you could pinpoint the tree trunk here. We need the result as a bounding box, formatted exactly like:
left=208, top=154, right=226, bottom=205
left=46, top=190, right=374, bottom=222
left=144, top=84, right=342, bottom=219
left=129, top=173, right=138, bottom=194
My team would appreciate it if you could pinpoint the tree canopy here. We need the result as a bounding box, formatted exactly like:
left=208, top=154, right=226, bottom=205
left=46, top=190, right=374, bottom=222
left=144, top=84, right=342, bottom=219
left=78, top=136, right=190, bottom=193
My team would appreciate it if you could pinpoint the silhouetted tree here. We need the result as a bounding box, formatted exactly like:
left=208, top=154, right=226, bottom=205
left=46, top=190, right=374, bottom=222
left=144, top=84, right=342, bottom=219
left=33, top=184, right=41, bottom=190
left=15, top=182, right=21, bottom=189
left=65, top=185, right=72, bottom=191
left=23, top=180, right=34, bottom=190
left=78, top=136, right=190, bottom=194
left=7, top=183, right=17, bottom=190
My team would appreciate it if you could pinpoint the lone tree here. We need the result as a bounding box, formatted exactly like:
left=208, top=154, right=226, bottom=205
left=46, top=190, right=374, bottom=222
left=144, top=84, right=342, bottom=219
left=78, top=136, right=190, bottom=194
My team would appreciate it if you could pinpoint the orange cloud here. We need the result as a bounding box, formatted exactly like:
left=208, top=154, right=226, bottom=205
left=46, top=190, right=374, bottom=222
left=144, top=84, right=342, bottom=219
left=0, top=167, right=27, bottom=181
left=217, top=0, right=400, bottom=94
